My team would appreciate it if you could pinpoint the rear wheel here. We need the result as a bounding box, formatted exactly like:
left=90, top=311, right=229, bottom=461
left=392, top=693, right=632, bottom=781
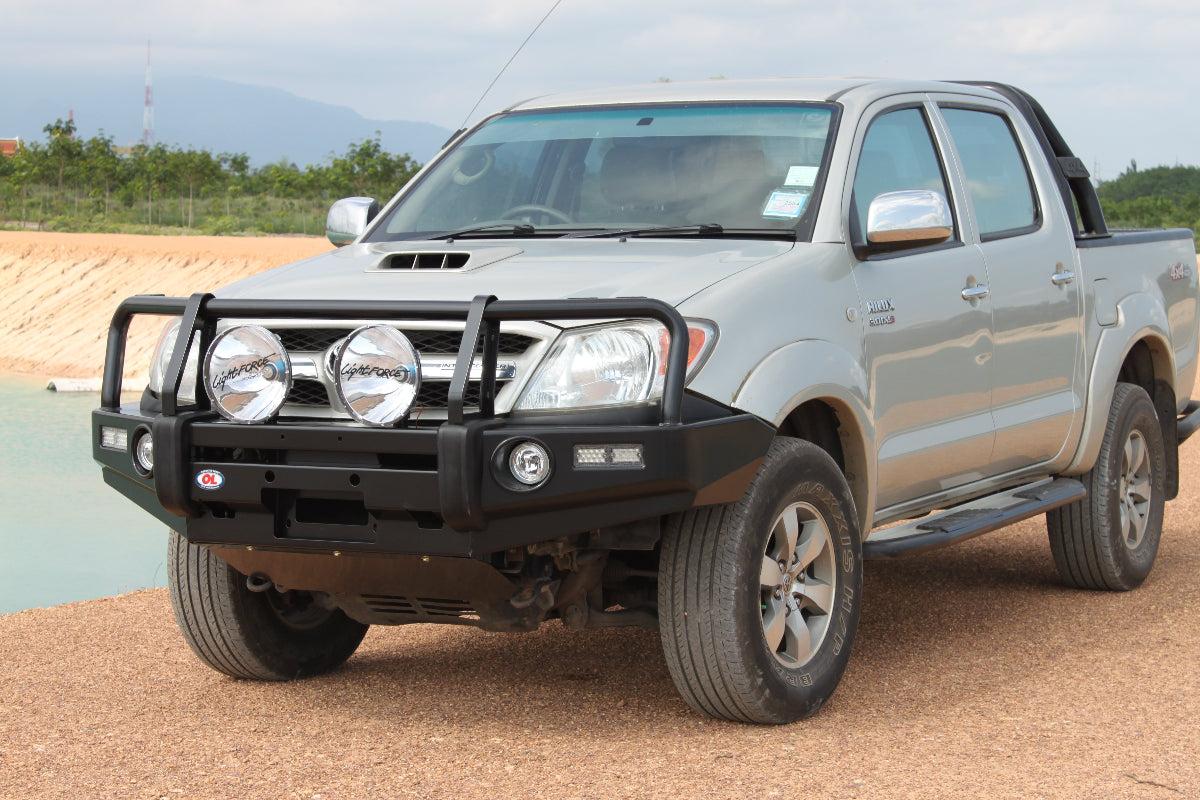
left=1047, top=383, right=1165, bottom=590
left=168, top=529, right=368, bottom=680
left=658, top=438, right=862, bottom=723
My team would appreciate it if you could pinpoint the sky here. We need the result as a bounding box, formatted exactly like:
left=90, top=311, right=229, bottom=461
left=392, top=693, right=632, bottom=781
left=3, top=0, right=1197, bottom=181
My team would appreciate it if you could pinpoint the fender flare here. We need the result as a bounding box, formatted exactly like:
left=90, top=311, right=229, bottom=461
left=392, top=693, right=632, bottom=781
left=732, top=339, right=876, bottom=530
left=1066, top=293, right=1175, bottom=475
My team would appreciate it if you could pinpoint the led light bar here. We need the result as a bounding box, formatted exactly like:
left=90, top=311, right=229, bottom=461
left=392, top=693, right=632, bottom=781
left=573, top=443, right=645, bottom=469
left=99, top=426, right=128, bottom=452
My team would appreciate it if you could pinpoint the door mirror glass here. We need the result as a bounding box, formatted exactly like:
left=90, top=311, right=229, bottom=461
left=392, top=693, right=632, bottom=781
left=326, top=197, right=380, bottom=247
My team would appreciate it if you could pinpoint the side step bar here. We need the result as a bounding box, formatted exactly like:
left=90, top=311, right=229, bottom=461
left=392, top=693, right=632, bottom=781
left=863, top=477, right=1086, bottom=560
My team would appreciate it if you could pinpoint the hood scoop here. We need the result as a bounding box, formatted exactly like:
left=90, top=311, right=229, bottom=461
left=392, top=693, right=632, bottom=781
left=367, top=246, right=524, bottom=273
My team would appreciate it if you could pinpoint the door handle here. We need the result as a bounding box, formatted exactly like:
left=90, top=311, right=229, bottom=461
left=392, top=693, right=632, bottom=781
left=962, top=285, right=990, bottom=301
left=1051, top=269, right=1076, bottom=286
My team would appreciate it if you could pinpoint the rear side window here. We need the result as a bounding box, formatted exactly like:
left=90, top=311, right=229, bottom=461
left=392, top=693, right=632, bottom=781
left=940, top=108, right=1038, bottom=239
left=851, top=107, right=953, bottom=247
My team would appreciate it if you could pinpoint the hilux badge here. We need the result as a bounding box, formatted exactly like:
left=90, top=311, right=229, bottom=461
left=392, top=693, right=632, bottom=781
left=195, top=469, right=226, bottom=490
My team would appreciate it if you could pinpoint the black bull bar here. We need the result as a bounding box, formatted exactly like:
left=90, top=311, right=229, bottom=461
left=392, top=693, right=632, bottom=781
left=94, top=293, right=774, bottom=556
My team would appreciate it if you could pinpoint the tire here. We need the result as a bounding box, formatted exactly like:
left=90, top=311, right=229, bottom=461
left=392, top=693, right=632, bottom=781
left=658, top=438, right=862, bottom=724
left=1047, top=383, right=1166, bottom=591
left=167, top=529, right=369, bottom=680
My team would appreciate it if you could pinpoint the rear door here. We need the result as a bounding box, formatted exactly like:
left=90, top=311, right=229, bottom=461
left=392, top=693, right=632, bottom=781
left=934, top=100, right=1084, bottom=472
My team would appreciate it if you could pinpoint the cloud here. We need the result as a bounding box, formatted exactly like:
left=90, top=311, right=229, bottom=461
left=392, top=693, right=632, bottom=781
left=2, top=0, right=1197, bottom=173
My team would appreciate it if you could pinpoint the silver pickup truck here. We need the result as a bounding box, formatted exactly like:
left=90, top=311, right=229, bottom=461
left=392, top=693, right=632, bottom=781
left=93, top=78, right=1199, bottom=724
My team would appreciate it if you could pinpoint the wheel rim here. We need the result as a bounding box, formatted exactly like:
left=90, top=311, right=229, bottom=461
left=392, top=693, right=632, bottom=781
left=1119, top=429, right=1153, bottom=549
left=759, top=501, right=837, bottom=667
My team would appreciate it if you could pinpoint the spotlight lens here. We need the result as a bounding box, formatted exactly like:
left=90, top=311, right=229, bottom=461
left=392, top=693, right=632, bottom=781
left=134, top=431, right=155, bottom=473
left=334, top=325, right=421, bottom=426
left=204, top=325, right=291, bottom=423
left=509, top=441, right=552, bottom=486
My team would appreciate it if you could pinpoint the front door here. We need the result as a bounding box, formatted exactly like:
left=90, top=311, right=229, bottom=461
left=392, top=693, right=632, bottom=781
left=848, top=103, right=996, bottom=510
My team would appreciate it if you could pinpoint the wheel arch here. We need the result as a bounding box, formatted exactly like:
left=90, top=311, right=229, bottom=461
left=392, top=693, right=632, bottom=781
left=1067, top=295, right=1178, bottom=497
left=731, top=340, right=875, bottom=533
left=777, top=398, right=872, bottom=535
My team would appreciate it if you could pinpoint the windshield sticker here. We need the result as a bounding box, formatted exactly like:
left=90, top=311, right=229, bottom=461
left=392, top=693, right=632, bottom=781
left=784, top=165, right=819, bottom=188
left=762, top=191, right=808, bottom=219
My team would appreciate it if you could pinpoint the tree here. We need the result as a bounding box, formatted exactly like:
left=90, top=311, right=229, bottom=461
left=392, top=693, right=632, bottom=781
left=327, top=135, right=419, bottom=200
left=41, top=118, right=84, bottom=209
left=82, top=132, right=121, bottom=218
left=128, top=143, right=172, bottom=225
left=171, top=147, right=221, bottom=227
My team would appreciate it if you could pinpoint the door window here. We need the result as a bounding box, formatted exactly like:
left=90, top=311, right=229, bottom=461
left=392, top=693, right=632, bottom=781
left=940, top=108, right=1038, bottom=239
left=851, top=107, right=953, bottom=247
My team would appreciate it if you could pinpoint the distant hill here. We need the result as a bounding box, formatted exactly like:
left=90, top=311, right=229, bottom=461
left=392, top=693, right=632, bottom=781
left=1097, top=165, right=1200, bottom=204
left=1, top=73, right=452, bottom=167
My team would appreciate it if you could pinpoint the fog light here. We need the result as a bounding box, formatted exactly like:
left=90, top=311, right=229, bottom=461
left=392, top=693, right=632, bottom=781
left=509, top=441, right=552, bottom=486
left=573, top=443, right=645, bottom=469
left=100, top=426, right=128, bottom=452
left=133, top=430, right=155, bottom=474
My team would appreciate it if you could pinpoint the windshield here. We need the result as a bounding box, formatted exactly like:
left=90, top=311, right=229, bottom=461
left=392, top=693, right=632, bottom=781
left=367, top=103, right=837, bottom=241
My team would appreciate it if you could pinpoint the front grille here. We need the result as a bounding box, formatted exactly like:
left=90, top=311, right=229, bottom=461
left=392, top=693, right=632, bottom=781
left=272, top=328, right=533, bottom=356
left=288, top=379, right=330, bottom=406
left=269, top=324, right=541, bottom=414
left=415, top=381, right=485, bottom=409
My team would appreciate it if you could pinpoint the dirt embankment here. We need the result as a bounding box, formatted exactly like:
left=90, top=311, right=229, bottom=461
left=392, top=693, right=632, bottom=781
left=0, top=231, right=332, bottom=380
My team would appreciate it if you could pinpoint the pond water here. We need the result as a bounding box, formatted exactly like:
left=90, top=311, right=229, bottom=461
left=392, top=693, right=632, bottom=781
left=0, top=375, right=166, bottom=614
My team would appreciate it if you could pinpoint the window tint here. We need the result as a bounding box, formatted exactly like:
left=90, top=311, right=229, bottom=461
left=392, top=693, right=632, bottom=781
left=851, top=107, right=951, bottom=246
left=941, top=108, right=1037, bottom=237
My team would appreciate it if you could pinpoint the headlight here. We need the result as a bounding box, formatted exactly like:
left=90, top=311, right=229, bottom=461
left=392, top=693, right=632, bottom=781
left=203, top=325, right=292, bottom=423
left=148, top=317, right=199, bottom=404
left=515, top=320, right=716, bottom=411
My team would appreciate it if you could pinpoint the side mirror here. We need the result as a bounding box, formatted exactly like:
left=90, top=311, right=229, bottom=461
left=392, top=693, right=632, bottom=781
left=866, top=190, right=953, bottom=251
left=326, top=197, right=380, bottom=247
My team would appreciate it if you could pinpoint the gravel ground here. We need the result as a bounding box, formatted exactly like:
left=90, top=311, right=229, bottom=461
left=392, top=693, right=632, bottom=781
left=5, top=485, right=1198, bottom=800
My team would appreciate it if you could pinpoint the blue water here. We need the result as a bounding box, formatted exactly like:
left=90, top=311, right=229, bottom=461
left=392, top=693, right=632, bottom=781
left=0, top=376, right=166, bottom=614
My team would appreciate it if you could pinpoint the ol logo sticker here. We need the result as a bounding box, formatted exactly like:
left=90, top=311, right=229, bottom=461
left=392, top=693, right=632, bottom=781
left=195, top=469, right=226, bottom=490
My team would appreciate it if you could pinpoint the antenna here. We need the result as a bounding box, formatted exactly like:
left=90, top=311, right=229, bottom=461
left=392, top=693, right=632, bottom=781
left=143, top=40, right=156, bottom=147
left=459, top=0, right=564, bottom=130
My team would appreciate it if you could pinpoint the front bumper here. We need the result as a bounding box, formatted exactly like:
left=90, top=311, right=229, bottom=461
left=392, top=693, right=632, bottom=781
left=92, top=293, right=773, bottom=558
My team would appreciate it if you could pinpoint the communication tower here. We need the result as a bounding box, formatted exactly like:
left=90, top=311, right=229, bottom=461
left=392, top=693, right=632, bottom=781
left=143, top=41, right=155, bottom=147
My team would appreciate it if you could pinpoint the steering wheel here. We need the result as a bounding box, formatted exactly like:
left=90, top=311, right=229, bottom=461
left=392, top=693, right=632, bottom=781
left=500, top=204, right=574, bottom=224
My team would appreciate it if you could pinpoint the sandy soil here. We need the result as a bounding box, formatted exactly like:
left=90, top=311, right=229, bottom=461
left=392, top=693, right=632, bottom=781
left=2, top=458, right=1199, bottom=798
left=0, top=231, right=331, bottom=380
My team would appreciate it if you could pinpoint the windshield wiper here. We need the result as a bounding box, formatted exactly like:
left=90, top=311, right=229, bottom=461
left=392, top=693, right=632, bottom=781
left=571, top=223, right=796, bottom=241
left=430, top=223, right=537, bottom=241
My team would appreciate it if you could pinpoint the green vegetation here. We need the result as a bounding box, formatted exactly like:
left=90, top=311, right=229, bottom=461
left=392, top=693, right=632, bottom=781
left=1097, top=162, right=1200, bottom=240
left=0, top=119, right=421, bottom=236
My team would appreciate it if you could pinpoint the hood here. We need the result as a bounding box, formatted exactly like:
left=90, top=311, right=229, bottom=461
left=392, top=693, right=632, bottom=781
left=216, top=238, right=793, bottom=307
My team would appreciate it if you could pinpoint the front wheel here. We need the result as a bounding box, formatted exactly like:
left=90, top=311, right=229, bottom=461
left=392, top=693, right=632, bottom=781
left=1047, top=382, right=1166, bottom=590
left=658, top=438, right=862, bottom=724
left=167, top=529, right=369, bottom=680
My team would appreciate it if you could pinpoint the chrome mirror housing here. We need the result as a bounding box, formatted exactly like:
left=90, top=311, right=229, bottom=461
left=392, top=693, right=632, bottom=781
left=866, top=190, right=953, bottom=249
left=326, top=197, right=380, bottom=247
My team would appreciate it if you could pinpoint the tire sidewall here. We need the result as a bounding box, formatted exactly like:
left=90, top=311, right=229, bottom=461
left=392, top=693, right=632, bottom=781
left=1095, top=385, right=1166, bottom=585
left=729, top=440, right=862, bottom=721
